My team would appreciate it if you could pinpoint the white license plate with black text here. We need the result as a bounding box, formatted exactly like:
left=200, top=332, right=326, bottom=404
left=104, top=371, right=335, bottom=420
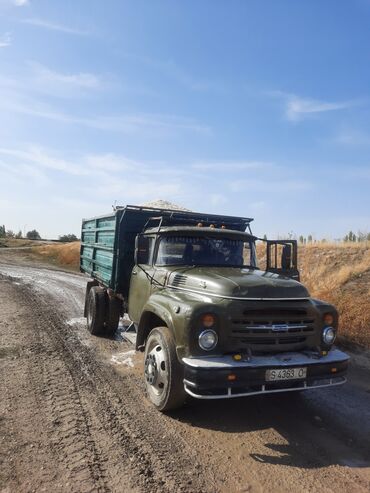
left=266, top=367, right=307, bottom=382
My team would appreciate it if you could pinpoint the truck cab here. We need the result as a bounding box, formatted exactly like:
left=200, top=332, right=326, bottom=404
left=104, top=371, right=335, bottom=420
left=81, top=206, right=349, bottom=411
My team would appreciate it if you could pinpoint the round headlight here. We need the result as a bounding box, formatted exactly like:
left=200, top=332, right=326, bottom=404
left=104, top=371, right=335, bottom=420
left=199, top=329, right=218, bottom=351
left=323, top=326, right=336, bottom=345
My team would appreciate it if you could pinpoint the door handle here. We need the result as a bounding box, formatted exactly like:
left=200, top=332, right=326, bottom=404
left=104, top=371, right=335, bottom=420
left=132, top=270, right=137, bottom=275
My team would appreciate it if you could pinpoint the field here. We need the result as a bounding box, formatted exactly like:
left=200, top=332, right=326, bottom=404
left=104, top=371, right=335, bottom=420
left=298, top=243, right=370, bottom=348
left=28, top=240, right=370, bottom=349
left=34, top=241, right=81, bottom=270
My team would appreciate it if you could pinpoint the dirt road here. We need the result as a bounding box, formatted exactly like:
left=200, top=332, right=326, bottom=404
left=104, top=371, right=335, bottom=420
left=1, top=255, right=370, bottom=493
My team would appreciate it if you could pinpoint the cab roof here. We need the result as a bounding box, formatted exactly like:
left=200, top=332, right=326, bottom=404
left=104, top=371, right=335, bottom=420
left=143, top=225, right=257, bottom=240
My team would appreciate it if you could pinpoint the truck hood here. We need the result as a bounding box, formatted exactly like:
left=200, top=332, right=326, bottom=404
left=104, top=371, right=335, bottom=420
left=166, top=267, right=309, bottom=299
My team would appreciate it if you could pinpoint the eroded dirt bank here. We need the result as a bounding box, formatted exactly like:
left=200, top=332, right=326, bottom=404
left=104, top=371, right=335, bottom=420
left=1, top=257, right=370, bottom=493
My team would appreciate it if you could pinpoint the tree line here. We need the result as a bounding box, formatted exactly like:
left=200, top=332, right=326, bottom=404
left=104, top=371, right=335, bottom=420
left=297, top=231, right=370, bottom=244
left=261, top=231, right=370, bottom=244
left=0, top=225, right=78, bottom=242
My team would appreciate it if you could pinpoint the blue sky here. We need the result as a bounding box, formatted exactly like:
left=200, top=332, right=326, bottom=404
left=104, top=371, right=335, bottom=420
left=0, top=0, right=369, bottom=239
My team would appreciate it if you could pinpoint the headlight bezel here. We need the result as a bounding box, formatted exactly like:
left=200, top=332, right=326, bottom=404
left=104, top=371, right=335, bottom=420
left=322, top=326, right=336, bottom=345
left=198, top=329, right=218, bottom=351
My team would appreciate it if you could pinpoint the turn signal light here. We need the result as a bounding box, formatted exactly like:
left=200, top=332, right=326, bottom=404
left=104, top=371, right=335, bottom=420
left=202, top=313, right=216, bottom=328
left=233, top=354, right=242, bottom=361
left=227, top=374, right=236, bottom=381
left=324, top=313, right=334, bottom=326
left=331, top=367, right=337, bottom=373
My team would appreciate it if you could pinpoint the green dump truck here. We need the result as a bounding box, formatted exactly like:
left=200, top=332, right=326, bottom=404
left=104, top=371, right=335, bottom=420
left=80, top=205, right=349, bottom=411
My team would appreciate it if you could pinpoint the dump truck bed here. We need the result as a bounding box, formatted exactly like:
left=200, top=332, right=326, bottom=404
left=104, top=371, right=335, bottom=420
left=80, top=205, right=253, bottom=298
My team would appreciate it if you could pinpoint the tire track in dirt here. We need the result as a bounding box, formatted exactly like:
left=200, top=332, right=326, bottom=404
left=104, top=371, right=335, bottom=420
left=30, top=287, right=215, bottom=493
left=1, top=271, right=215, bottom=493
left=1, top=261, right=370, bottom=493
left=39, top=348, right=109, bottom=492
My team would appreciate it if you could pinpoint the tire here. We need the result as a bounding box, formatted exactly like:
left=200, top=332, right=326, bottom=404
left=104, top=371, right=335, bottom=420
left=84, top=280, right=98, bottom=317
left=105, top=296, right=122, bottom=336
left=86, top=286, right=106, bottom=336
left=144, top=327, right=186, bottom=412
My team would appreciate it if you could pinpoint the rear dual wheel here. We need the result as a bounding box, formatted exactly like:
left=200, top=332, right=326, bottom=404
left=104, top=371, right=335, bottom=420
left=86, top=286, right=122, bottom=337
left=105, top=297, right=122, bottom=335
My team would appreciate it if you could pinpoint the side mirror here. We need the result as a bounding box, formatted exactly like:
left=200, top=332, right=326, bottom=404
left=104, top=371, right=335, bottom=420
left=281, top=244, right=292, bottom=270
left=135, top=235, right=150, bottom=264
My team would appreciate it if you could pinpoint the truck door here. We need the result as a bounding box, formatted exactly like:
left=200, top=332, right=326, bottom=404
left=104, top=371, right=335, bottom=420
left=128, top=236, right=155, bottom=323
left=265, top=240, right=300, bottom=281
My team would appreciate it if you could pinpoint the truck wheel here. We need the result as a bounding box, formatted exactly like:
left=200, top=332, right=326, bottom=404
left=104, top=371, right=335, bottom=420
left=84, top=280, right=98, bottom=317
left=86, top=286, right=106, bottom=336
left=105, top=296, right=122, bottom=336
left=144, top=327, right=186, bottom=412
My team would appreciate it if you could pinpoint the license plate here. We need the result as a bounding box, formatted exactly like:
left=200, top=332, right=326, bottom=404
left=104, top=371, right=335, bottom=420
left=266, top=367, right=307, bottom=382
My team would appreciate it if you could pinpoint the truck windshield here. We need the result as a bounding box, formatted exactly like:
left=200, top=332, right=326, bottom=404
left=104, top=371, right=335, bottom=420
left=155, top=235, right=257, bottom=268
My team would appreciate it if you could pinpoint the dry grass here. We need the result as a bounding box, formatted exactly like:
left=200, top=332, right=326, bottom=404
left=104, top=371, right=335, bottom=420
left=298, top=243, right=370, bottom=348
left=37, top=240, right=370, bottom=348
left=0, top=238, right=42, bottom=248
left=257, top=241, right=370, bottom=347
left=34, top=242, right=80, bottom=270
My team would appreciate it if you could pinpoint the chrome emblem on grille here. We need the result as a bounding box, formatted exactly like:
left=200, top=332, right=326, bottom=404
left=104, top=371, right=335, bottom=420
left=271, top=324, right=290, bottom=332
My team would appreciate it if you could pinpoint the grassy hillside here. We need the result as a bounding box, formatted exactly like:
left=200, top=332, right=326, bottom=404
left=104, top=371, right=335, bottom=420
left=34, top=241, right=80, bottom=270
left=0, top=238, right=43, bottom=248
left=34, top=240, right=370, bottom=348
left=298, top=243, right=370, bottom=348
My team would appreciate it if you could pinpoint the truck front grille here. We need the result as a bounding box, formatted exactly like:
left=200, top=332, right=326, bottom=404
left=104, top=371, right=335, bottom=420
left=230, top=335, right=307, bottom=345
left=229, top=306, right=316, bottom=352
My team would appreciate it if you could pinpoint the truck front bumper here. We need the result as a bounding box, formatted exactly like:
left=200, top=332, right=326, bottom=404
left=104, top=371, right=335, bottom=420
left=182, top=348, right=349, bottom=399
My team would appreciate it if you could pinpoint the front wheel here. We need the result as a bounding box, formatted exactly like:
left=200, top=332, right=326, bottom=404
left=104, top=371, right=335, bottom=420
left=144, top=327, right=186, bottom=412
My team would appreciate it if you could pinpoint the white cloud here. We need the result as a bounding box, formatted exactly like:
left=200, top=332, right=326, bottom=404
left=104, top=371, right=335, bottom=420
left=191, top=160, right=275, bottom=171
left=0, top=146, right=88, bottom=176
left=29, top=62, right=101, bottom=89
left=286, top=96, right=353, bottom=121
left=0, top=0, right=28, bottom=6
left=0, top=144, right=187, bottom=237
left=0, top=96, right=211, bottom=135
left=0, top=32, right=11, bottom=47
left=229, top=178, right=311, bottom=193
left=89, top=113, right=211, bottom=135
left=91, top=178, right=182, bottom=201
left=0, top=146, right=185, bottom=187
left=0, top=60, right=210, bottom=135
left=250, top=201, right=267, bottom=211
left=123, top=53, right=218, bottom=92
left=21, top=18, right=88, bottom=35
left=333, top=129, right=370, bottom=147
left=269, top=91, right=355, bottom=122
left=343, top=166, right=370, bottom=180
left=0, top=63, right=103, bottom=101
left=85, top=153, right=137, bottom=172
left=209, top=194, right=228, bottom=207
left=0, top=159, right=50, bottom=186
